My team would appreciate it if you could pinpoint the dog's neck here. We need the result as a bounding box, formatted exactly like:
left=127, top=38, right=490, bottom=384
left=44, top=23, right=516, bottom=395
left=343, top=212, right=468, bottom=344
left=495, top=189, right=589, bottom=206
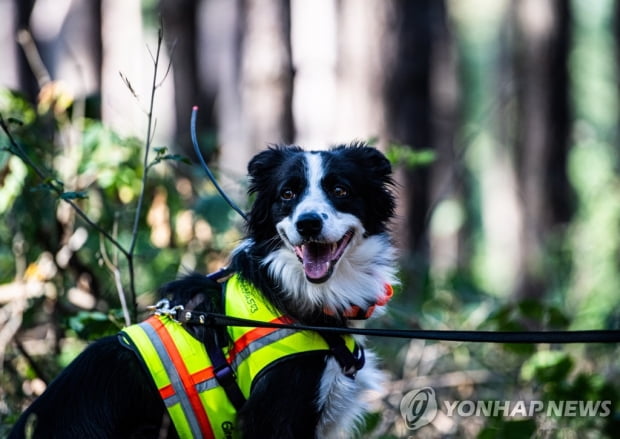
left=231, top=235, right=398, bottom=325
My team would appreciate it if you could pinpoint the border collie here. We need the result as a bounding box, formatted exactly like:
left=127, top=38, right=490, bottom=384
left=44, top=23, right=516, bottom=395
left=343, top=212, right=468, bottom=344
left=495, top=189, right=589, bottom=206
left=9, top=143, right=398, bottom=439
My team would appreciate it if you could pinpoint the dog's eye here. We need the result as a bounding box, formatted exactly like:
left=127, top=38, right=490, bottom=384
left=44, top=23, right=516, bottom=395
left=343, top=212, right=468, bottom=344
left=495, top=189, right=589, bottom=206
left=332, top=185, right=349, bottom=198
left=281, top=188, right=296, bottom=201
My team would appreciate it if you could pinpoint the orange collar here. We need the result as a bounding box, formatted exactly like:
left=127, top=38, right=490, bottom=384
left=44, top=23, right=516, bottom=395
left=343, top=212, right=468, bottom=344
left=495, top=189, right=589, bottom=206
left=325, top=284, right=394, bottom=320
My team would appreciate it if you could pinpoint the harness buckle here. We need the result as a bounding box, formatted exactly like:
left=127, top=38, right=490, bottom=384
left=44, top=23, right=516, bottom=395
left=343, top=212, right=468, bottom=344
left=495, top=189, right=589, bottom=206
left=147, top=299, right=184, bottom=320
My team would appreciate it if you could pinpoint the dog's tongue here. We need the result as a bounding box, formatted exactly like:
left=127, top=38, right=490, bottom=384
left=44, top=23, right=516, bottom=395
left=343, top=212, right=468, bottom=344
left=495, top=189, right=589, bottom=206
left=300, top=242, right=332, bottom=280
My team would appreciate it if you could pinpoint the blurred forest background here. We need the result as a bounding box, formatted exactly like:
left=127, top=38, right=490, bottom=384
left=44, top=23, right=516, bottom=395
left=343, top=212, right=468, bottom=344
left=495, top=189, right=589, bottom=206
left=1, top=0, right=619, bottom=437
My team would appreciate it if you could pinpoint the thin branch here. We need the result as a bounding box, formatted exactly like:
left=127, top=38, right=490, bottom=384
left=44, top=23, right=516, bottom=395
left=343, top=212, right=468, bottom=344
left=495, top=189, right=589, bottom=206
left=126, top=27, right=166, bottom=320
left=16, top=29, right=51, bottom=88
left=149, top=118, right=158, bottom=148
left=156, top=39, right=176, bottom=89
left=146, top=45, right=156, bottom=66
left=119, top=72, right=139, bottom=100
left=14, top=338, right=50, bottom=385
left=129, top=30, right=164, bottom=256
left=99, top=229, right=131, bottom=327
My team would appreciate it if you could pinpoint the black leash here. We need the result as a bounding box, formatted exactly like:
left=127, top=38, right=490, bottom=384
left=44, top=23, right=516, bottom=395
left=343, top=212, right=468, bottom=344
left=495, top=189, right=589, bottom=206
left=190, top=107, right=249, bottom=222
left=177, top=311, right=620, bottom=344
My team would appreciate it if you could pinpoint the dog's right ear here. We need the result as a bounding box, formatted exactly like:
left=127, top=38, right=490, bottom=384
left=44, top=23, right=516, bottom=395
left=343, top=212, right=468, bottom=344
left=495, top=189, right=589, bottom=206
left=247, top=145, right=302, bottom=194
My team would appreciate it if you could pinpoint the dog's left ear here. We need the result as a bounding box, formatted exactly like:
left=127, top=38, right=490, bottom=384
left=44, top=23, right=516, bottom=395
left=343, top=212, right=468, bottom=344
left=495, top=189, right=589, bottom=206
left=338, top=144, right=396, bottom=228
left=341, top=143, right=394, bottom=183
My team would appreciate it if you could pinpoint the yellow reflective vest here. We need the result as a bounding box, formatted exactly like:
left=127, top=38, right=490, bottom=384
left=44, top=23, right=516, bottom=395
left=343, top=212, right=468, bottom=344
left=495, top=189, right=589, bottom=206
left=119, top=274, right=359, bottom=439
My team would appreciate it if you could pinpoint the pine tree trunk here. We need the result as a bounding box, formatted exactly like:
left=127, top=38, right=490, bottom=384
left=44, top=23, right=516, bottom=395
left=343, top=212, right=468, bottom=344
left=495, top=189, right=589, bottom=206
left=513, top=0, right=571, bottom=298
left=240, top=0, right=294, bottom=148
left=159, top=0, right=216, bottom=156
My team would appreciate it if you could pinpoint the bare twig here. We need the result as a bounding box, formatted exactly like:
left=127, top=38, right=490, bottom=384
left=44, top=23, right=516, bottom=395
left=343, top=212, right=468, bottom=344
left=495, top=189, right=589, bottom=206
left=16, top=29, right=51, bottom=88
left=0, top=298, right=26, bottom=374
left=99, top=224, right=131, bottom=327
left=119, top=72, right=139, bottom=100
left=14, top=338, right=50, bottom=385
left=156, top=38, right=176, bottom=89
left=126, top=27, right=167, bottom=321
left=129, top=29, right=164, bottom=256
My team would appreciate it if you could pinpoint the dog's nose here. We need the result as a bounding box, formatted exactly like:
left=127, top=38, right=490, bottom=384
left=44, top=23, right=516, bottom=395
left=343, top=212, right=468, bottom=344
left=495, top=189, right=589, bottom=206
left=296, top=212, right=323, bottom=239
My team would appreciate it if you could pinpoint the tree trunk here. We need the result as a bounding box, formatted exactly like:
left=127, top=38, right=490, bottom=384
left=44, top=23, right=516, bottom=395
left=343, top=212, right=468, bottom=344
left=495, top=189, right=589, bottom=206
left=333, top=0, right=386, bottom=143
left=381, top=0, right=446, bottom=257
left=240, top=0, right=294, bottom=149
left=290, top=0, right=338, bottom=147
left=513, top=0, right=571, bottom=298
left=1, top=0, right=20, bottom=90
left=13, top=0, right=38, bottom=100
left=159, top=0, right=216, bottom=157
left=201, top=0, right=247, bottom=179
left=100, top=0, right=143, bottom=137
left=427, top=2, right=461, bottom=279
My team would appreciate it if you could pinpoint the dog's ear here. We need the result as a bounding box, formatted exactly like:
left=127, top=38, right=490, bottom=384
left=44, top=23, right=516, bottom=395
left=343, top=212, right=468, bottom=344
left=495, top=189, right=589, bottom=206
left=334, top=143, right=396, bottom=230
left=354, top=144, right=392, bottom=179
left=337, top=143, right=394, bottom=183
left=247, top=145, right=303, bottom=194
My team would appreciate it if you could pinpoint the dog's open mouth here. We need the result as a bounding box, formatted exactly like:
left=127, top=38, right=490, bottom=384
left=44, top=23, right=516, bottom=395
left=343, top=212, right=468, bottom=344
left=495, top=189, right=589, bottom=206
left=293, top=230, right=354, bottom=283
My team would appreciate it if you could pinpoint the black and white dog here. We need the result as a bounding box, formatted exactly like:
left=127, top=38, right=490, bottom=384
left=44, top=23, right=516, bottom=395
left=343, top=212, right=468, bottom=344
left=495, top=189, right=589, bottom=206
left=10, top=143, right=398, bottom=438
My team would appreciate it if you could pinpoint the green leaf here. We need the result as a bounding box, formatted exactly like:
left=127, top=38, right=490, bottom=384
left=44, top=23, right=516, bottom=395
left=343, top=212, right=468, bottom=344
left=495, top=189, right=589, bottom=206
left=148, top=153, right=191, bottom=169
left=386, top=144, right=436, bottom=168
left=60, top=191, right=88, bottom=200
left=520, top=350, right=574, bottom=383
left=7, top=117, right=24, bottom=126
left=68, top=310, right=123, bottom=341
left=164, top=154, right=191, bottom=165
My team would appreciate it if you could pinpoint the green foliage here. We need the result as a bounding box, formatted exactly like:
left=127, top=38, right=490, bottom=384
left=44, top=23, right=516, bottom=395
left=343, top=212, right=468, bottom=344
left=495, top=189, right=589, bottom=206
left=385, top=143, right=436, bottom=169
left=477, top=418, right=537, bottom=439
left=67, top=310, right=125, bottom=341
left=520, top=351, right=574, bottom=383
left=0, top=83, right=238, bottom=426
left=148, top=146, right=192, bottom=170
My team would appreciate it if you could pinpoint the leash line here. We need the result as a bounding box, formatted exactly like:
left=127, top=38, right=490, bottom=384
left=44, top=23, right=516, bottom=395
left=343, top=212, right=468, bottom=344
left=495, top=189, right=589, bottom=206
left=190, top=106, right=249, bottom=222
left=177, top=311, right=620, bottom=344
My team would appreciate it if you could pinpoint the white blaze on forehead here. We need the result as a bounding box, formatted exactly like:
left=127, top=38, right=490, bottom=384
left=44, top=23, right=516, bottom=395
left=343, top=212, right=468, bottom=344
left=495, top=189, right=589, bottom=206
left=293, top=152, right=329, bottom=220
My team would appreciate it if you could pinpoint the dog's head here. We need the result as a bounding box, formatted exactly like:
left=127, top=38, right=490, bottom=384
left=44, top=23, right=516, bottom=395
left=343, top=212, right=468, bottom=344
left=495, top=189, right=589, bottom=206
left=243, top=143, right=398, bottom=318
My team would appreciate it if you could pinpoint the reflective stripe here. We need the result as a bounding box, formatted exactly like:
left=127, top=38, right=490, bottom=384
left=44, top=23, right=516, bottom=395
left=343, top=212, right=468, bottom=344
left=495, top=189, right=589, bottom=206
left=141, top=318, right=214, bottom=438
left=229, top=325, right=297, bottom=371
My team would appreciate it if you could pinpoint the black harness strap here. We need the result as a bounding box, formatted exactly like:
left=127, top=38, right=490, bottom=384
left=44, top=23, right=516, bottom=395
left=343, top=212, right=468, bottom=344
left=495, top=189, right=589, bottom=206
left=320, top=332, right=365, bottom=379
left=180, top=269, right=247, bottom=411
left=203, top=330, right=247, bottom=411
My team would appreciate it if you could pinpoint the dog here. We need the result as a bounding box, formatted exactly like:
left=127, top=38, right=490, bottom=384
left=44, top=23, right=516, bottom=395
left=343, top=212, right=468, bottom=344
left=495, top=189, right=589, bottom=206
left=9, top=143, right=398, bottom=438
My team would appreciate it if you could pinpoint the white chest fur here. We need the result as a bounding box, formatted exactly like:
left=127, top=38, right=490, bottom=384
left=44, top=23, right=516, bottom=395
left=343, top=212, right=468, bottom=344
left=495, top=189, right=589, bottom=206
left=315, top=347, right=384, bottom=438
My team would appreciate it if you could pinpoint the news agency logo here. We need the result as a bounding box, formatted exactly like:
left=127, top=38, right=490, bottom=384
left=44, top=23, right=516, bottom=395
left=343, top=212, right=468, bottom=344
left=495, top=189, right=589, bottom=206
left=399, top=387, right=438, bottom=430
left=400, top=387, right=613, bottom=432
